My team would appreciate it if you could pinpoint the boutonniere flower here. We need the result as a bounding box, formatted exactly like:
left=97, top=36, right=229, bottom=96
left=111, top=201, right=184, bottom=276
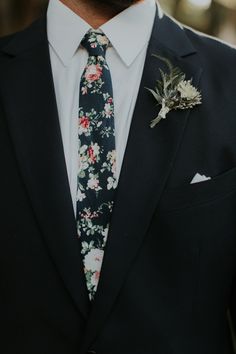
left=146, top=55, right=202, bottom=128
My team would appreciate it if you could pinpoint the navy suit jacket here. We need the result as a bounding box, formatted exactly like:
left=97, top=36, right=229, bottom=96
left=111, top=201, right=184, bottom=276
left=1, top=6, right=236, bottom=354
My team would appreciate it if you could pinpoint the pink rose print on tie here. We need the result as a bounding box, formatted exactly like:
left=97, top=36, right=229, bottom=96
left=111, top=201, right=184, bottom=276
left=91, top=43, right=98, bottom=49
left=88, top=143, right=100, bottom=164
left=79, top=116, right=90, bottom=135
left=83, top=249, right=104, bottom=298
left=87, top=173, right=102, bottom=191
left=88, top=146, right=96, bottom=163
left=80, top=116, right=90, bottom=129
left=85, top=64, right=103, bottom=83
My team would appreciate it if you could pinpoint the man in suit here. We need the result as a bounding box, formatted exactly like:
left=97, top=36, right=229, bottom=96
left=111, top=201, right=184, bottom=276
left=1, top=0, right=236, bottom=353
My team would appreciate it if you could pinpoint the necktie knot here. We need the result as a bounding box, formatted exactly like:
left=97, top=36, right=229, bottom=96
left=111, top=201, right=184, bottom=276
left=81, top=30, right=110, bottom=57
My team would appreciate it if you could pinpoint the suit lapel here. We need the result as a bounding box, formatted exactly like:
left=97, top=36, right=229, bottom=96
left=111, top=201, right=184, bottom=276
left=82, top=11, right=203, bottom=350
left=0, top=18, right=90, bottom=318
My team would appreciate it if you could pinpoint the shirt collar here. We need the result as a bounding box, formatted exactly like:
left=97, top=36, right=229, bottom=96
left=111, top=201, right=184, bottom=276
left=47, top=0, right=90, bottom=66
left=47, top=0, right=156, bottom=67
left=101, top=0, right=156, bottom=66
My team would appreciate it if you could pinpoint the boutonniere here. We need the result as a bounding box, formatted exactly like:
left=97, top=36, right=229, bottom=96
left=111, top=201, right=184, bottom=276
left=146, top=55, right=202, bottom=128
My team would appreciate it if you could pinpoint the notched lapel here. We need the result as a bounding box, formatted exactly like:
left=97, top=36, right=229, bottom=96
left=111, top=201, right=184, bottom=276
left=0, top=19, right=90, bottom=318
left=82, top=12, right=203, bottom=350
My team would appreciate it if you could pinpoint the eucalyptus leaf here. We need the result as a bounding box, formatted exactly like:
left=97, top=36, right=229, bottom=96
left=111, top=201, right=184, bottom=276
left=145, top=88, right=162, bottom=104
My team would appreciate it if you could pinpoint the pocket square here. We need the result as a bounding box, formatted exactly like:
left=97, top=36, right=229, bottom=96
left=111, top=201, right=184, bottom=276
left=191, top=173, right=211, bottom=184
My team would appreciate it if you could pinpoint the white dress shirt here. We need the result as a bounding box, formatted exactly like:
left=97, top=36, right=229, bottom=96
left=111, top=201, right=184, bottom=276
left=47, top=0, right=156, bottom=214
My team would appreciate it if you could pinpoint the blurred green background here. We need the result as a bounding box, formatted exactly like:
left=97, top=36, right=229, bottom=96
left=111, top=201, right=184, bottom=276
left=0, top=0, right=236, bottom=45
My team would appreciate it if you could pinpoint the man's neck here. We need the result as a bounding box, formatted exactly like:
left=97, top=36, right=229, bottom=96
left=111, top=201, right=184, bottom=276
left=59, top=0, right=122, bottom=28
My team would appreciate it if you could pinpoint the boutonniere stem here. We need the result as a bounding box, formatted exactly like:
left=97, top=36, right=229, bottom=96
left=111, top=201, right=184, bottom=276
left=146, top=55, right=202, bottom=128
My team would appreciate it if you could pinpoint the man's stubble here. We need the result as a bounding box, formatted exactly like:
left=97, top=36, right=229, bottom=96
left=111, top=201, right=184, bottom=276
left=60, top=0, right=143, bottom=29
left=78, top=0, right=142, bottom=11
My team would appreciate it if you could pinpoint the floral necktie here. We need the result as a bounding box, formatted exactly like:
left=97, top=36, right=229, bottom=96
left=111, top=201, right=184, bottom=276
left=77, top=30, right=117, bottom=301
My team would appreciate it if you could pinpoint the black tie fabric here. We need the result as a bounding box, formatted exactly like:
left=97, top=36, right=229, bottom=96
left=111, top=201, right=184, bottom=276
left=76, top=30, right=117, bottom=301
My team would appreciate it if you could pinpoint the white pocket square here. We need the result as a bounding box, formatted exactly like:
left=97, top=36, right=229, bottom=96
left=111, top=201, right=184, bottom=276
left=191, top=173, right=212, bottom=184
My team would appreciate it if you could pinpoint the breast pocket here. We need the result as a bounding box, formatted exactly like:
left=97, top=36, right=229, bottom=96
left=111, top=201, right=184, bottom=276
left=159, top=167, right=236, bottom=212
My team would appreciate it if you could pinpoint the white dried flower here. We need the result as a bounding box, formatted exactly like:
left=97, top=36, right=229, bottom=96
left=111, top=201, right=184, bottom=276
left=177, top=80, right=201, bottom=101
